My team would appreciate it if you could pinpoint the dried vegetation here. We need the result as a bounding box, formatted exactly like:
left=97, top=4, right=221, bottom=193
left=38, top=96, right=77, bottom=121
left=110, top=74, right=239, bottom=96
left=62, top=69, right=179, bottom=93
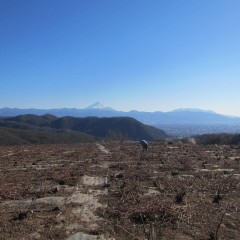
left=0, top=141, right=240, bottom=239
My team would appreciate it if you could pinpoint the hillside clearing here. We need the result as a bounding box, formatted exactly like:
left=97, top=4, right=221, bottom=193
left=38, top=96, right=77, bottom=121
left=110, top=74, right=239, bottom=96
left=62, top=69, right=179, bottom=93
left=0, top=142, right=240, bottom=239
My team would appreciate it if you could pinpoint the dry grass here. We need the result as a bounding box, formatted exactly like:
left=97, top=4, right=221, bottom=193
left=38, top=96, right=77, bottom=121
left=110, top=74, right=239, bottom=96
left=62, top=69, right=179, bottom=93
left=0, top=142, right=240, bottom=239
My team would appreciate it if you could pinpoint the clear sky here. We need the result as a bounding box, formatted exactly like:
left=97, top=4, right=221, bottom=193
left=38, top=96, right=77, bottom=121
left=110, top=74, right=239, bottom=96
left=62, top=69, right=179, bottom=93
left=1, top=0, right=240, bottom=116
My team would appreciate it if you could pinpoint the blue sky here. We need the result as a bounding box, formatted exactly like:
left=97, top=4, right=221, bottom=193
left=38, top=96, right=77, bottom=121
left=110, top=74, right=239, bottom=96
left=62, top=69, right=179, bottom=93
left=1, top=0, right=240, bottom=115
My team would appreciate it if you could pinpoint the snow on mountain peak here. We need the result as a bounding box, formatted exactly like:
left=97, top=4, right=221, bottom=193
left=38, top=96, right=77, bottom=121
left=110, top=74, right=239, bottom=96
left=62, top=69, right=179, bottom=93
left=85, top=102, right=114, bottom=110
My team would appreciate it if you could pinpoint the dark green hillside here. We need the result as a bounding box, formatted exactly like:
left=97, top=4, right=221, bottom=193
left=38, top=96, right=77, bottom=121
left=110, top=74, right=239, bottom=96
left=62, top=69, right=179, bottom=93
left=0, top=127, right=96, bottom=145
left=196, top=133, right=240, bottom=145
left=0, top=115, right=168, bottom=142
left=4, top=114, right=57, bottom=127
left=0, top=120, right=37, bottom=130
left=51, top=116, right=167, bottom=140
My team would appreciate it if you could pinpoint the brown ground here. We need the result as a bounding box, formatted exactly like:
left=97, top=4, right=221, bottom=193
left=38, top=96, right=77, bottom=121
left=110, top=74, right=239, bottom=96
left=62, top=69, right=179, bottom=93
left=0, top=141, right=240, bottom=240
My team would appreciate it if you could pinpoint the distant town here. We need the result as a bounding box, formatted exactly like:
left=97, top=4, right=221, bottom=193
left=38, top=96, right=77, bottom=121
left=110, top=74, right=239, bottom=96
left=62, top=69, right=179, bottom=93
left=156, top=123, right=240, bottom=139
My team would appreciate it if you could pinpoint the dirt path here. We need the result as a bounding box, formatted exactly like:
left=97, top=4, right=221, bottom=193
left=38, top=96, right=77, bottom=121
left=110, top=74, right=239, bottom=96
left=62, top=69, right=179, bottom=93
left=0, top=142, right=240, bottom=239
left=0, top=144, right=112, bottom=240
left=96, top=143, right=110, bottom=154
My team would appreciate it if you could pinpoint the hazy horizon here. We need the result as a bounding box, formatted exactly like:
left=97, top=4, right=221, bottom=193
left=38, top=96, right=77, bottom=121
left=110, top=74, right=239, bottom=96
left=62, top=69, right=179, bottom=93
left=1, top=1, right=240, bottom=116
left=1, top=102, right=240, bottom=118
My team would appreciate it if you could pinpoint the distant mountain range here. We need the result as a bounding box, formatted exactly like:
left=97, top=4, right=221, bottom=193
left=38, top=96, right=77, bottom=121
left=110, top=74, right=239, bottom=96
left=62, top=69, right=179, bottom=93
left=0, top=114, right=167, bottom=145
left=1, top=102, right=240, bottom=125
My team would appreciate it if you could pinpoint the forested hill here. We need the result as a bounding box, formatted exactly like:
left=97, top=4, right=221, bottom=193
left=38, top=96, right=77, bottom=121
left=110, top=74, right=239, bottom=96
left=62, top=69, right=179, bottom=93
left=0, top=115, right=167, bottom=145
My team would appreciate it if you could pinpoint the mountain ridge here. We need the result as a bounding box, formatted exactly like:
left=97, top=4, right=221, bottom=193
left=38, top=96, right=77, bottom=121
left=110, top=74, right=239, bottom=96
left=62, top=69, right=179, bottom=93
left=1, top=105, right=240, bottom=125
left=0, top=115, right=167, bottom=142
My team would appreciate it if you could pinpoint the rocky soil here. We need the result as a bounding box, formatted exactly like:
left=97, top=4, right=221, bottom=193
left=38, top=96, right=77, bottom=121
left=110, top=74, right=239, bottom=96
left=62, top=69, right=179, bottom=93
left=0, top=141, right=240, bottom=239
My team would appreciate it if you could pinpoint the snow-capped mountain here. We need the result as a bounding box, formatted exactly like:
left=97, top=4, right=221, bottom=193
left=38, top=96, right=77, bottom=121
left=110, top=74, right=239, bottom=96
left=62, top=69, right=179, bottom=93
left=1, top=104, right=240, bottom=125
left=85, top=102, right=114, bottom=110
